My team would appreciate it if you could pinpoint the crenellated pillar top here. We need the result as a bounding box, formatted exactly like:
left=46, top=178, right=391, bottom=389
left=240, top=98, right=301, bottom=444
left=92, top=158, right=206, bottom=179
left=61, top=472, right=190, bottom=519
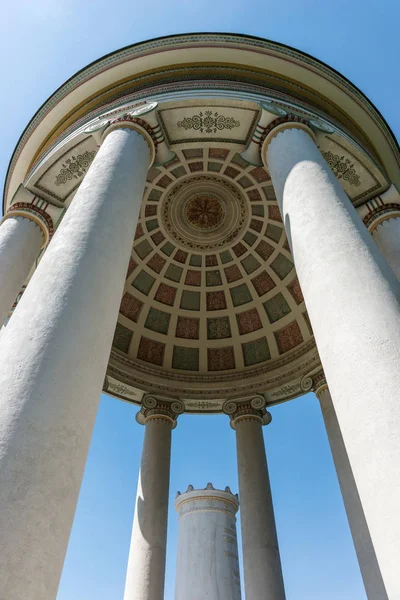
left=223, top=396, right=272, bottom=428
left=136, top=394, right=185, bottom=428
left=175, top=482, right=240, bottom=515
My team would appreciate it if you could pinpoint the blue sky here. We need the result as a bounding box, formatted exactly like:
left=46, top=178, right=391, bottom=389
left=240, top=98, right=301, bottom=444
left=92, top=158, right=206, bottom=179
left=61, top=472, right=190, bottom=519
left=1, top=1, right=399, bottom=598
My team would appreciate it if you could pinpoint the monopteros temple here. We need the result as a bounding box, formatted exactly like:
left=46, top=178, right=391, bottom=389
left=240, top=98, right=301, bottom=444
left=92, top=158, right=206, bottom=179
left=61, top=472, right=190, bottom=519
left=0, top=33, right=399, bottom=600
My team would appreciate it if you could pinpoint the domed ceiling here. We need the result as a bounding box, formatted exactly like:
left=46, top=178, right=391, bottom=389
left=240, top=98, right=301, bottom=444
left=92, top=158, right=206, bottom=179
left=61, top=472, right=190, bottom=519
left=106, top=145, right=316, bottom=408
left=7, top=33, right=397, bottom=412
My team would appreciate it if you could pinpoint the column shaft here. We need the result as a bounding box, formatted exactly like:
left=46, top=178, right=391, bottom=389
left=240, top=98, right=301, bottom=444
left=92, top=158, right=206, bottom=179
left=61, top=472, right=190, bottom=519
left=372, top=217, right=400, bottom=279
left=124, top=418, right=172, bottom=600
left=266, top=126, right=400, bottom=596
left=0, top=128, right=150, bottom=600
left=0, top=215, right=43, bottom=327
left=318, top=387, right=388, bottom=599
left=236, top=418, right=286, bottom=599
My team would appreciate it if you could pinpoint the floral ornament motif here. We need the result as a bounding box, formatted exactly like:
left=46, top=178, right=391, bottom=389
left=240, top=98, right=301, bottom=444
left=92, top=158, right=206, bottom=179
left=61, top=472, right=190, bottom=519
left=54, top=150, right=96, bottom=186
left=177, top=111, right=240, bottom=133
left=208, top=318, right=231, bottom=340
left=185, top=195, right=225, bottom=230
left=198, top=401, right=210, bottom=410
left=321, top=150, right=361, bottom=186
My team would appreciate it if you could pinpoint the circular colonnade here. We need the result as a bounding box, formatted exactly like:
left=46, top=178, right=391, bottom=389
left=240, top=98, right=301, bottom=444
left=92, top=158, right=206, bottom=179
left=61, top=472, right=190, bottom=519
left=0, top=33, right=400, bottom=599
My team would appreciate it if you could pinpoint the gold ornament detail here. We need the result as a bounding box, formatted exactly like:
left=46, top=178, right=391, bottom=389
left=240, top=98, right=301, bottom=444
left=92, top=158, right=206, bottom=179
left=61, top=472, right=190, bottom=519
left=321, top=150, right=361, bottom=186
left=54, top=150, right=96, bottom=186
left=177, top=111, right=240, bottom=133
left=185, top=195, right=225, bottom=230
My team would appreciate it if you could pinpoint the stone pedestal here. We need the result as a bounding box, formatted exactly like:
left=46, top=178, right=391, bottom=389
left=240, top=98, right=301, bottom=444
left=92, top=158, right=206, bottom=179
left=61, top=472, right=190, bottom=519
left=224, top=397, right=286, bottom=600
left=0, top=214, right=44, bottom=327
left=0, top=126, right=152, bottom=600
left=124, top=397, right=183, bottom=600
left=264, top=123, right=400, bottom=597
left=174, top=483, right=241, bottom=600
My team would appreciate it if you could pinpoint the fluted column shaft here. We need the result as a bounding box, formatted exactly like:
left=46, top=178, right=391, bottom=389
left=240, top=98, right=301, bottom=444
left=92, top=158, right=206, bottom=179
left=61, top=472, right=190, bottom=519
left=315, top=379, right=388, bottom=599
left=0, top=126, right=151, bottom=600
left=264, top=124, right=400, bottom=596
left=0, top=214, right=44, bottom=327
left=124, top=398, right=183, bottom=600
left=225, top=399, right=286, bottom=600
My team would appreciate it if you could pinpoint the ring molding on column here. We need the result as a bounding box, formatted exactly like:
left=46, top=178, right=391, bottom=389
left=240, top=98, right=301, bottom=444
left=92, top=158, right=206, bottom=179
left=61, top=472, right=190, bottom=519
left=364, top=207, right=400, bottom=233
left=101, top=119, right=157, bottom=167
left=1, top=205, right=53, bottom=249
left=261, top=121, right=317, bottom=169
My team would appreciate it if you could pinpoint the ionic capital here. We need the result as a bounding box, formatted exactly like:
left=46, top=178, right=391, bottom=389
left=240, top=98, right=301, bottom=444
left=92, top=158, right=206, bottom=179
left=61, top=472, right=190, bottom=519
left=260, top=114, right=317, bottom=166
left=240, top=101, right=287, bottom=166
left=301, top=369, right=328, bottom=398
left=223, top=396, right=272, bottom=428
left=85, top=101, right=175, bottom=168
left=358, top=185, right=400, bottom=233
left=241, top=103, right=332, bottom=169
left=1, top=199, right=54, bottom=248
left=136, top=394, right=185, bottom=428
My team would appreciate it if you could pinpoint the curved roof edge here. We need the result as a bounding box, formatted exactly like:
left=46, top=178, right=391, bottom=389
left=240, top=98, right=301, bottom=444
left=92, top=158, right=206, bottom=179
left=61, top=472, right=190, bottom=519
left=3, top=32, right=399, bottom=214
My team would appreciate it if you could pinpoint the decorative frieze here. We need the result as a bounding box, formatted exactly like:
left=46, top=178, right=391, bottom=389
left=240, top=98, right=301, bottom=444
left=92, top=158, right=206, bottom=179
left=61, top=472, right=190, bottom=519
left=54, top=150, right=96, bottom=186
left=320, top=150, right=361, bottom=187
left=177, top=111, right=240, bottom=133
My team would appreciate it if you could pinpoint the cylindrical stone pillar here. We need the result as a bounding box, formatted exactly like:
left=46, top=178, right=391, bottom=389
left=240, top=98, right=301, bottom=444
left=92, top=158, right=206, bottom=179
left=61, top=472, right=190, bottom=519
left=0, top=211, right=46, bottom=327
left=124, top=396, right=184, bottom=600
left=174, top=483, right=241, bottom=600
left=224, top=397, right=286, bottom=600
left=369, top=215, right=400, bottom=279
left=263, top=122, right=400, bottom=596
left=360, top=186, right=400, bottom=280
left=0, top=120, right=154, bottom=600
left=312, top=374, right=388, bottom=599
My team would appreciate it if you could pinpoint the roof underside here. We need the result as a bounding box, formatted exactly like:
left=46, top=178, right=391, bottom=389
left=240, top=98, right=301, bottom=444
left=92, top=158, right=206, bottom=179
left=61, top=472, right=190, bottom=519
left=4, top=33, right=398, bottom=412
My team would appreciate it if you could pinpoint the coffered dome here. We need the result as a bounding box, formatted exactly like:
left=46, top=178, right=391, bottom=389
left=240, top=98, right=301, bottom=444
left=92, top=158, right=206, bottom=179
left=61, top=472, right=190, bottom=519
left=107, top=145, right=314, bottom=409
left=6, top=33, right=398, bottom=412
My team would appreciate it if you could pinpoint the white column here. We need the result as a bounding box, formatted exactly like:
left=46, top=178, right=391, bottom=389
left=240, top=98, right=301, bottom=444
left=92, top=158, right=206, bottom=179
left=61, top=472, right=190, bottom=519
left=371, top=217, right=400, bottom=279
left=224, top=397, right=286, bottom=600
left=313, top=375, right=388, bottom=599
left=0, top=124, right=152, bottom=600
left=174, top=483, right=241, bottom=600
left=359, top=185, right=400, bottom=280
left=264, top=123, right=400, bottom=597
left=124, top=396, right=184, bottom=600
left=0, top=213, right=44, bottom=327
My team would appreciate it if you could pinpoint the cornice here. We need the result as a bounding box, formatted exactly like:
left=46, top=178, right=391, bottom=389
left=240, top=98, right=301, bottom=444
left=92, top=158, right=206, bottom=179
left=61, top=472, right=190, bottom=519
left=3, top=32, right=399, bottom=214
